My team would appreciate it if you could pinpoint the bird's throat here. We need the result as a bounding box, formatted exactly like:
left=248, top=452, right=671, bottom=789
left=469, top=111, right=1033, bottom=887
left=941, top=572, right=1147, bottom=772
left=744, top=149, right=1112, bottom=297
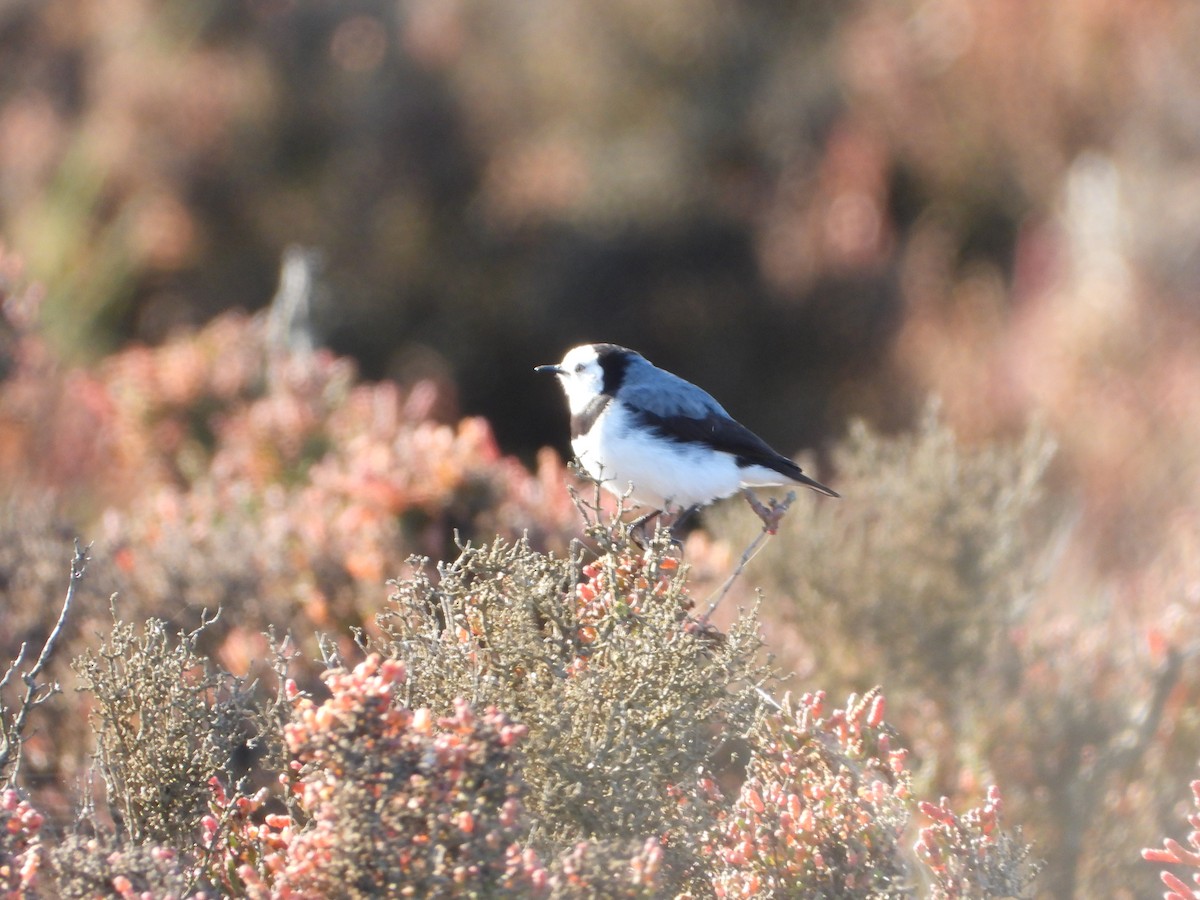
left=570, top=394, right=611, bottom=439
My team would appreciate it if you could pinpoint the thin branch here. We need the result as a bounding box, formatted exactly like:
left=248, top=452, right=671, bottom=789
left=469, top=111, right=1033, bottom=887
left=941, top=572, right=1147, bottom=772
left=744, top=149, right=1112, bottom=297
left=753, top=684, right=784, bottom=711
left=1098, top=645, right=1184, bottom=773
left=0, top=539, right=89, bottom=782
left=0, top=643, right=28, bottom=693
left=699, top=490, right=796, bottom=625
left=1054, top=646, right=1185, bottom=897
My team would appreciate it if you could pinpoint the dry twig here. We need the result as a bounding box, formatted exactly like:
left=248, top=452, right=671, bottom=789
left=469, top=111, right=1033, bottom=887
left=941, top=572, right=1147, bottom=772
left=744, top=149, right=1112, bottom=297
left=699, top=489, right=796, bottom=625
left=0, top=540, right=89, bottom=785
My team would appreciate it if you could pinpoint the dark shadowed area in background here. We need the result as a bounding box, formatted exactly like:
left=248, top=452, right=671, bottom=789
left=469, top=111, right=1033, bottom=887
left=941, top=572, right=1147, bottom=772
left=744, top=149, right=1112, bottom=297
left=0, top=0, right=921, bottom=460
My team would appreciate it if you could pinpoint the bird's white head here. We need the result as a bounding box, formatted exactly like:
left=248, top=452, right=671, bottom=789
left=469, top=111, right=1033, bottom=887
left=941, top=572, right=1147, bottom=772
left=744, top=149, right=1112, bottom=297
left=536, top=344, right=609, bottom=414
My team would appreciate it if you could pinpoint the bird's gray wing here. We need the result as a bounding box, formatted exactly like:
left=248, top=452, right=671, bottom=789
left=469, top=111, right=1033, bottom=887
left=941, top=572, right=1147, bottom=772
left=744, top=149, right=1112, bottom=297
left=616, top=361, right=730, bottom=419
left=619, top=361, right=786, bottom=465
left=621, top=362, right=841, bottom=497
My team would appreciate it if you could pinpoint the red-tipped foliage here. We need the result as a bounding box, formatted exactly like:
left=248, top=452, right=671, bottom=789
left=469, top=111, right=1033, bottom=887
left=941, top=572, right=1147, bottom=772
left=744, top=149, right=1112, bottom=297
left=1144, top=780, right=1200, bottom=900
left=917, top=785, right=1037, bottom=898
left=250, top=654, right=540, bottom=897
left=712, top=689, right=912, bottom=897
left=0, top=789, right=43, bottom=896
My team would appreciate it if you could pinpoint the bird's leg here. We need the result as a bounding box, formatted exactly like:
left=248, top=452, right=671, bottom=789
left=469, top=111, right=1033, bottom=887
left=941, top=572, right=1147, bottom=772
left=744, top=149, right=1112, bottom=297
left=699, top=489, right=797, bottom=626
left=628, top=508, right=662, bottom=548
left=669, top=504, right=700, bottom=544
left=630, top=508, right=661, bottom=531
left=628, top=511, right=657, bottom=532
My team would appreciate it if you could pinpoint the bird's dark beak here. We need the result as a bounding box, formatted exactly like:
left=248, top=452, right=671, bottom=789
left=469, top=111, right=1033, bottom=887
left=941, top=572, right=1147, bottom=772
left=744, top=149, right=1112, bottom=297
left=534, top=364, right=563, bottom=375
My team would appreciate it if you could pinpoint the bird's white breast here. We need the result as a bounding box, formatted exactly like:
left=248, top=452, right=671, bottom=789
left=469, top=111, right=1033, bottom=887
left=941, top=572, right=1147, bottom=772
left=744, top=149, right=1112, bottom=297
left=572, top=401, right=752, bottom=510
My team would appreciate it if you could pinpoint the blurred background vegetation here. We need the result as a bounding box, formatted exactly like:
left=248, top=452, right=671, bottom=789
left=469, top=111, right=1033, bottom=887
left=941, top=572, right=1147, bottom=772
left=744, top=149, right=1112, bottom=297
left=3, top=0, right=1200, bottom=897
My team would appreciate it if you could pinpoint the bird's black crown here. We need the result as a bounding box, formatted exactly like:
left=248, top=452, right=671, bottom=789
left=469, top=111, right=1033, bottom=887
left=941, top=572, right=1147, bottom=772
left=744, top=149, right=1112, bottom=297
left=591, top=343, right=637, bottom=396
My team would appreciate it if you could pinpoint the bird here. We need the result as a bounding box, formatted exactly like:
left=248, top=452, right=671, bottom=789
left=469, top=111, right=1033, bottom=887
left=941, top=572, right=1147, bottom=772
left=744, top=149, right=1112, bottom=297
left=535, top=343, right=838, bottom=520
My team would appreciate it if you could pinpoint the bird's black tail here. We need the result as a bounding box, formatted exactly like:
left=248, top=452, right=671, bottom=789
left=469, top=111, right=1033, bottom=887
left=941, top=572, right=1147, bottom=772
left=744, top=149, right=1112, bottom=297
left=795, top=471, right=840, bottom=498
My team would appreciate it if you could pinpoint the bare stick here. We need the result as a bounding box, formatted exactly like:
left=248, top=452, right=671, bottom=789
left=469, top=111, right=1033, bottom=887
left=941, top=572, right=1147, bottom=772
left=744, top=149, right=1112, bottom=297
left=699, top=490, right=796, bottom=625
left=0, top=540, right=89, bottom=783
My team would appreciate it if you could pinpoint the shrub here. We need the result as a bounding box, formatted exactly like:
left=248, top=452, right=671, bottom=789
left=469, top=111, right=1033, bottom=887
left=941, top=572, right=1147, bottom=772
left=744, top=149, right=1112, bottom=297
left=72, top=609, right=274, bottom=848
left=366, top=517, right=770, bottom=891
left=202, top=652, right=674, bottom=899
left=710, top=689, right=1036, bottom=899
left=730, top=404, right=1054, bottom=709
left=916, top=788, right=1038, bottom=899
left=50, top=835, right=193, bottom=900
left=271, top=655, right=537, bottom=897
left=0, top=788, right=43, bottom=896
left=0, top=501, right=1040, bottom=899
left=711, top=689, right=912, bottom=897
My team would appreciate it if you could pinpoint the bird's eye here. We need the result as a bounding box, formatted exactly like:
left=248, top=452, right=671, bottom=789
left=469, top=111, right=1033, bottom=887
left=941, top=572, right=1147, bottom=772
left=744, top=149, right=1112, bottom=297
left=574, top=363, right=585, bottom=374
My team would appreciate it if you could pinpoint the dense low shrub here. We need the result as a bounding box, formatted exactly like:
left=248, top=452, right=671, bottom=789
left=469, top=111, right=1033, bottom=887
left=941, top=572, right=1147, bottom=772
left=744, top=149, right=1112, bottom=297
left=1, top=512, right=1036, bottom=898
left=713, top=406, right=1194, bottom=895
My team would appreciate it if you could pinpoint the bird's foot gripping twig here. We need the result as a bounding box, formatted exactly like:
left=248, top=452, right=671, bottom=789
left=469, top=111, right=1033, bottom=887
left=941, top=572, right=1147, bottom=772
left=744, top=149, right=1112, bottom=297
left=742, top=488, right=794, bottom=535
left=698, top=489, right=796, bottom=626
